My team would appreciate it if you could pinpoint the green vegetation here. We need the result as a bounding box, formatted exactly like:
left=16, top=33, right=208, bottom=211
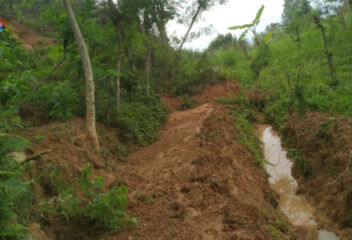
left=219, top=95, right=264, bottom=167
left=0, top=111, right=31, bottom=239
left=40, top=164, right=137, bottom=231
left=209, top=1, right=352, bottom=129
left=1, top=0, right=352, bottom=238
left=0, top=0, right=228, bottom=236
left=345, top=186, right=352, bottom=226
left=210, top=0, right=352, bottom=230
left=112, top=91, right=167, bottom=145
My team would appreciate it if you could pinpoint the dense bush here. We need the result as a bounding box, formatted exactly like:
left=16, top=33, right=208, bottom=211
left=211, top=48, right=255, bottom=85
left=111, top=90, right=168, bottom=145
left=29, top=81, right=79, bottom=119
left=40, top=164, right=137, bottom=231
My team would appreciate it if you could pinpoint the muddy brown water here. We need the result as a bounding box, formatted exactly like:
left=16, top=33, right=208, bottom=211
left=262, top=126, right=339, bottom=240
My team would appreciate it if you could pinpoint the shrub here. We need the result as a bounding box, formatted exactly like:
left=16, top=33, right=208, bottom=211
left=30, top=81, right=79, bottom=119
left=0, top=135, right=31, bottom=239
left=113, top=91, right=167, bottom=145
left=180, top=95, right=195, bottom=110
left=87, top=186, right=137, bottom=230
left=42, top=164, right=137, bottom=231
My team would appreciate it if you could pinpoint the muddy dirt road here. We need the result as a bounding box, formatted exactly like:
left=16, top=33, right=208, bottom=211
left=103, top=103, right=288, bottom=240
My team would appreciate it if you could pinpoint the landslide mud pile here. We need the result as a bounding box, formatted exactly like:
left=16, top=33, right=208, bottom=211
left=112, top=104, right=288, bottom=240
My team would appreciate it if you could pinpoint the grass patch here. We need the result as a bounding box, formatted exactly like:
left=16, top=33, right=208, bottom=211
left=219, top=95, right=264, bottom=167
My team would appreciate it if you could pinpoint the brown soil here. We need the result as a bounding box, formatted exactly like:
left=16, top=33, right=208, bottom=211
left=6, top=18, right=56, bottom=50
left=286, top=111, right=352, bottom=239
left=26, top=108, right=288, bottom=239
left=191, top=79, right=241, bottom=105
left=160, top=95, right=182, bottom=112
left=22, top=81, right=292, bottom=239
left=22, top=118, right=127, bottom=239
left=102, top=103, right=288, bottom=240
left=161, top=79, right=240, bottom=112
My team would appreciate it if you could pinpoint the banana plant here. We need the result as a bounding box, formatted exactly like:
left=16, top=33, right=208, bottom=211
left=228, top=5, right=272, bottom=45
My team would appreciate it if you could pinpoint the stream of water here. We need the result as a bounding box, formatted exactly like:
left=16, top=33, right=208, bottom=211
left=262, top=126, right=339, bottom=240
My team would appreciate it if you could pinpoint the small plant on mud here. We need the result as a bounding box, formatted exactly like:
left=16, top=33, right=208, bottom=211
left=268, top=225, right=285, bottom=240
left=345, top=186, right=352, bottom=227
left=314, top=117, right=336, bottom=139
left=273, top=214, right=289, bottom=233
left=134, top=192, right=154, bottom=204
left=287, top=149, right=312, bottom=178
left=116, top=144, right=129, bottom=158
left=180, top=95, right=196, bottom=110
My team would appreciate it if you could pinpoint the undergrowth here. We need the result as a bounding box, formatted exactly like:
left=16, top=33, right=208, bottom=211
left=345, top=186, right=352, bottom=227
left=111, top=90, right=168, bottom=146
left=0, top=109, right=32, bottom=239
left=218, top=95, right=264, bottom=167
left=286, top=148, right=312, bottom=179
left=39, top=164, right=137, bottom=231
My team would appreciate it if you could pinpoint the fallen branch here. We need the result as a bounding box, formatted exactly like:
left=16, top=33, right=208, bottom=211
left=24, top=148, right=55, bottom=162
left=32, top=39, right=68, bottom=92
left=325, top=151, right=352, bottom=186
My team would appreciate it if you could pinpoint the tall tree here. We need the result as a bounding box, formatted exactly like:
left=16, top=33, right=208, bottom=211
left=178, top=0, right=227, bottom=50
left=282, top=0, right=312, bottom=26
left=149, top=0, right=176, bottom=44
left=139, top=0, right=177, bottom=93
left=314, top=16, right=338, bottom=85
left=62, top=0, right=99, bottom=150
left=107, top=0, right=124, bottom=109
left=282, top=0, right=312, bottom=46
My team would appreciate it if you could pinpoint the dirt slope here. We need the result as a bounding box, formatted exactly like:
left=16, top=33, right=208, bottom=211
left=23, top=81, right=291, bottom=239
left=6, top=18, right=56, bottom=50
left=161, top=79, right=240, bottom=111
left=287, top=112, right=352, bottom=239
left=101, top=103, right=286, bottom=240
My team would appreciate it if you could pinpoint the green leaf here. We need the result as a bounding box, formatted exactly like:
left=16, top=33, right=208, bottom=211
left=0, top=171, right=15, bottom=176
left=263, top=30, right=273, bottom=43
left=228, top=24, right=253, bottom=30
left=239, top=29, right=250, bottom=40
left=252, top=5, right=265, bottom=26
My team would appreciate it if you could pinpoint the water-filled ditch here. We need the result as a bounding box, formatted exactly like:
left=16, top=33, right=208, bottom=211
left=262, top=126, right=339, bottom=240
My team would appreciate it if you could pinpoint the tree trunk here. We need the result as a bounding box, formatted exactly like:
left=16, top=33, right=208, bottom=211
left=32, top=38, right=68, bottom=92
left=116, top=24, right=123, bottom=109
left=62, top=0, right=99, bottom=150
left=107, top=0, right=123, bottom=109
left=178, top=4, right=202, bottom=51
left=156, top=21, right=168, bottom=45
left=337, top=8, right=346, bottom=27
left=146, top=43, right=151, bottom=94
left=314, top=17, right=337, bottom=85
left=252, top=29, right=260, bottom=46
left=106, top=76, right=114, bottom=122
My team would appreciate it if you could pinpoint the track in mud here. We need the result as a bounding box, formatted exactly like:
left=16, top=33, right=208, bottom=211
left=106, top=103, right=285, bottom=240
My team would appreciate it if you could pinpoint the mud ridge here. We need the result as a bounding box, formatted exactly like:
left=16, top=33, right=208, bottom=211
left=107, top=103, right=287, bottom=240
